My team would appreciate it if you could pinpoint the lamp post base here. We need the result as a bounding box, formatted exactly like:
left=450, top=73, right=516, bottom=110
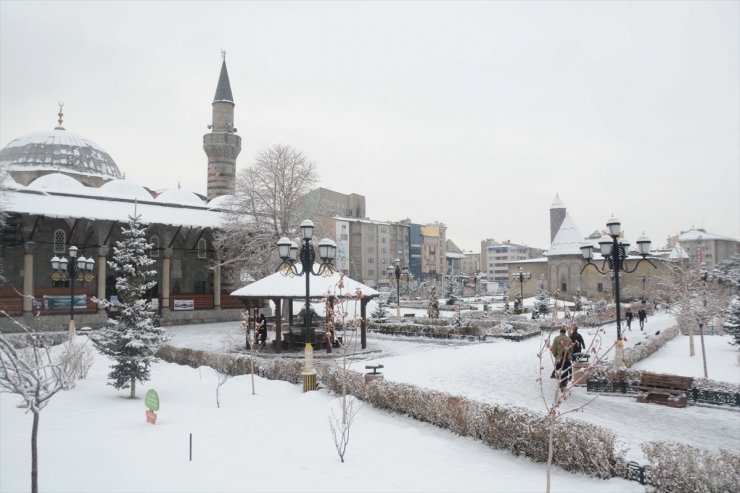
left=302, top=370, right=317, bottom=392
left=68, top=319, right=76, bottom=338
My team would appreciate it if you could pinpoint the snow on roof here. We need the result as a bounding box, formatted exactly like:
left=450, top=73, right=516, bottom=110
left=5, top=188, right=224, bottom=228
left=231, top=268, right=380, bottom=299
left=678, top=229, right=737, bottom=242
left=207, top=194, right=234, bottom=210
left=669, top=243, right=690, bottom=259
left=504, top=257, right=548, bottom=264
left=446, top=252, right=466, bottom=259
left=27, top=172, right=86, bottom=192
left=546, top=212, right=583, bottom=256
left=155, top=188, right=206, bottom=206
left=100, top=179, right=154, bottom=201
left=550, top=193, right=566, bottom=209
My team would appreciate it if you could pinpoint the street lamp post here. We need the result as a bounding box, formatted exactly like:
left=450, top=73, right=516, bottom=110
left=387, top=258, right=409, bottom=317
left=698, top=268, right=709, bottom=378
left=50, top=245, right=95, bottom=336
left=276, top=220, right=337, bottom=347
left=580, top=218, right=655, bottom=351
left=511, top=266, right=531, bottom=311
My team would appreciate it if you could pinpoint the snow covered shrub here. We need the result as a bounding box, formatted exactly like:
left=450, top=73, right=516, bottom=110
left=642, top=441, right=740, bottom=493
left=496, top=323, right=515, bottom=334
left=321, top=367, right=624, bottom=479
left=622, top=325, right=679, bottom=367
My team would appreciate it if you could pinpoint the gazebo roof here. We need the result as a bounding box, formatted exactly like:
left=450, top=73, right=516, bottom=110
left=230, top=266, right=380, bottom=300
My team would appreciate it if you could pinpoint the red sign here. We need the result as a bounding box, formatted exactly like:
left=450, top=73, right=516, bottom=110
left=146, top=409, right=157, bottom=425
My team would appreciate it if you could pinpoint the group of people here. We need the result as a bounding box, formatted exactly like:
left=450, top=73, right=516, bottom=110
left=550, top=325, right=586, bottom=389
left=241, top=311, right=269, bottom=349
left=624, top=307, right=648, bottom=331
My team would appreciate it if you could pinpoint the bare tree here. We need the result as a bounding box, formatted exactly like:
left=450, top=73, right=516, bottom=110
left=212, top=144, right=320, bottom=282
left=536, top=325, right=616, bottom=493
left=327, top=274, right=362, bottom=463
left=0, top=325, right=93, bottom=493
left=652, top=261, right=729, bottom=364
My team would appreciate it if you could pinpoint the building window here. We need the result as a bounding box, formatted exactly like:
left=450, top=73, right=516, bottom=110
left=368, top=269, right=374, bottom=276
left=197, top=238, right=207, bottom=259
left=193, top=271, right=206, bottom=294
left=561, top=281, right=567, bottom=292
left=53, top=229, right=66, bottom=254
left=597, top=283, right=603, bottom=292
left=340, top=234, right=348, bottom=240
left=150, top=236, right=160, bottom=257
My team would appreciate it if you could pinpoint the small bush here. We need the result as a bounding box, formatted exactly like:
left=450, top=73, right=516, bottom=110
left=642, top=441, right=740, bottom=493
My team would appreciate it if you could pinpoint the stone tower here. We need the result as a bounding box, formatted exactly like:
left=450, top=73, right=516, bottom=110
left=204, top=56, right=241, bottom=200
left=549, top=194, right=566, bottom=243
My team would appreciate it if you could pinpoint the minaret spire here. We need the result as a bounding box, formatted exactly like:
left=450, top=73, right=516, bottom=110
left=204, top=52, right=241, bottom=200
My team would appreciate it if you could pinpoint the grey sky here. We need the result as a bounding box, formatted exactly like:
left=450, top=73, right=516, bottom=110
left=1, top=1, right=738, bottom=252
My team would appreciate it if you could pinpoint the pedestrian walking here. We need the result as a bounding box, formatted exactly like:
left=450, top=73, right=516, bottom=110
left=569, top=326, right=586, bottom=360
left=550, top=327, right=573, bottom=389
left=625, top=309, right=634, bottom=331
left=638, top=308, right=647, bottom=330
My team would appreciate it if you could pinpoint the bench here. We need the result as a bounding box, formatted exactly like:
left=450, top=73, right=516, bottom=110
left=635, top=372, right=693, bottom=408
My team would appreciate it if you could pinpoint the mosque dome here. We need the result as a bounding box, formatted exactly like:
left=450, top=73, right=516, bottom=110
left=27, top=172, right=87, bottom=192
left=0, top=128, right=123, bottom=185
left=207, top=194, right=234, bottom=209
left=100, top=179, right=154, bottom=201
left=155, top=188, right=206, bottom=206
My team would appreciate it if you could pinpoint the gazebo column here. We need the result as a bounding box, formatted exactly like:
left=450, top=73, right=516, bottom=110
left=213, top=262, right=221, bottom=310
left=161, top=248, right=172, bottom=313
left=96, top=246, right=109, bottom=314
left=22, top=242, right=36, bottom=315
left=361, top=297, right=369, bottom=349
left=272, top=297, right=282, bottom=353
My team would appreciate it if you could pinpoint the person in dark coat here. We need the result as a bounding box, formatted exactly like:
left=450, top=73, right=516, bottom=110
left=257, top=313, right=268, bottom=348
left=570, top=326, right=586, bottom=360
left=625, top=309, right=634, bottom=331
left=638, top=308, right=647, bottom=330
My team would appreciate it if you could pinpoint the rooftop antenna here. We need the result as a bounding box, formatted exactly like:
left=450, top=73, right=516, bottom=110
left=54, top=102, right=65, bottom=131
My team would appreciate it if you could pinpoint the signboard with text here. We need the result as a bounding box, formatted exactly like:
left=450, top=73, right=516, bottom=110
left=43, top=295, right=87, bottom=310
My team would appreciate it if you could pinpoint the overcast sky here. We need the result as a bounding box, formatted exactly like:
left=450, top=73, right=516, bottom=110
left=1, top=1, right=738, bottom=252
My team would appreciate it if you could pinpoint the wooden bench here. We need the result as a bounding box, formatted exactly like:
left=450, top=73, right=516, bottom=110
left=635, top=372, right=693, bottom=408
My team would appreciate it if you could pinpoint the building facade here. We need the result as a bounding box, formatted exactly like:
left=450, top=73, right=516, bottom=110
left=667, top=229, right=739, bottom=269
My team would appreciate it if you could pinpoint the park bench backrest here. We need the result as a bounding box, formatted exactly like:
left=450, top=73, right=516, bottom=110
left=639, top=372, right=693, bottom=390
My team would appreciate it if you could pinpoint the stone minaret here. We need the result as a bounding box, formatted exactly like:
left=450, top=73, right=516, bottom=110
left=204, top=54, right=241, bottom=200
left=549, top=194, right=567, bottom=243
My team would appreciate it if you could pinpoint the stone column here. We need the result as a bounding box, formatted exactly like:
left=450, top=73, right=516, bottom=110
left=97, top=246, right=109, bottom=314
left=162, top=248, right=172, bottom=313
left=272, top=297, right=282, bottom=353
left=22, top=242, right=36, bottom=315
left=213, top=263, right=222, bottom=310
left=361, top=297, right=368, bottom=349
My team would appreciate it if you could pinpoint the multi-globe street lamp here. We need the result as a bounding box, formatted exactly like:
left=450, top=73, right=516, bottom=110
left=511, top=266, right=531, bottom=309
left=276, top=220, right=337, bottom=345
left=580, top=218, right=655, bottom=345
left=387, top=258, right=409, bottom=317
left=50, top=245, right=95, bottom=335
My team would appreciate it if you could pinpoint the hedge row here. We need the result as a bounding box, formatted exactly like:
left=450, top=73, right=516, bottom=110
left=642, top=441, right=739, bottom=493
left=321, top=366, right=625, bottom=479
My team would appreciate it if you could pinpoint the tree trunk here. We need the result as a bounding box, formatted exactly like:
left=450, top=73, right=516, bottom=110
left=689, top=325, right=695, bottom=357
left=546, top=411, right=555, bottom=493
left=130, top=376, right=136, bottom=398
left=31, top=409, right=39, bottom=493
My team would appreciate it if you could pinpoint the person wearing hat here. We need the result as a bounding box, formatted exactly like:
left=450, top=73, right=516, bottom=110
left=551, top=327, right=573, bottom=389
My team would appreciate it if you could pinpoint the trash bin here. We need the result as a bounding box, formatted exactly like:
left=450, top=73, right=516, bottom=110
left=364, top=364, right=384, bottom=384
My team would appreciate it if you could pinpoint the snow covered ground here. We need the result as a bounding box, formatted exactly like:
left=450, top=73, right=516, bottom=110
left=1, top=310, right=738, bottom=493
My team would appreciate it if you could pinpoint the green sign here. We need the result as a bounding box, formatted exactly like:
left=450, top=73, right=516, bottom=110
left=145, top=389, right=160, bottom=411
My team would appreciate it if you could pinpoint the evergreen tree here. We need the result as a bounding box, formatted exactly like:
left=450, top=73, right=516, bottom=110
left=371, top=296, right=389, bottom=320
left=91, top=214, right=169, bottom=398
left=532, top=275, right=551, bottom=317
left=427, top=285, right=440, bottom=319
left=723, top=296, right=740, bottom=346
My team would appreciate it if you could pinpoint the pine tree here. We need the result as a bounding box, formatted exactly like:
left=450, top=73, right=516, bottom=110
left=371, top=296, right=389, bottom=320
left=91, top=213, right=169, bottom=398
left=532, top=275, right=551, bottom=318
left=723, top=296, right=740, bottom=346
left=427, top=285, right=440, bottom=319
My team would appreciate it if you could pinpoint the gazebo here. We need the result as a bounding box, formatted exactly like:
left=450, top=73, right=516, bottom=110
left=230, top=268, right=380, bottom=351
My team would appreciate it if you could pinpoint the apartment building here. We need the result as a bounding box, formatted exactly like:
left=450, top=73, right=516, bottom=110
left=421, top=223, right=447, bottom=280
left=666, top=229, right=739, bottom=269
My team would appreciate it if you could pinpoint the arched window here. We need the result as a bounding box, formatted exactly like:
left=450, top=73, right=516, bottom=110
left=149, top=235, right=160, bottom=257
left=197, top=238, right=207, bottom=259
left=53, top=229, right=66, bottom=254
left=193, top=271, right=206, bottom=294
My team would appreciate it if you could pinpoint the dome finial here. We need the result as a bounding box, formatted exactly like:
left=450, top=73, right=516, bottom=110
left=54, top=102, right=65, bottom=131
left=221, top=49, right=226, bottom=61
